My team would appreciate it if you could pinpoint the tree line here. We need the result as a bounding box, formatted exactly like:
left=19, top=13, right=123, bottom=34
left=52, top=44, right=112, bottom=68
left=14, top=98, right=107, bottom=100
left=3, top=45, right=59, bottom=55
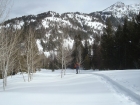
left=93, top=13, right=140, bottom=70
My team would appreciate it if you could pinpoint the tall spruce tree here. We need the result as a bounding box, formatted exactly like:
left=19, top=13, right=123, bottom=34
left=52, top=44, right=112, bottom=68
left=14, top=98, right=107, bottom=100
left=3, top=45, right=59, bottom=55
left=82, top=40, right=89, bottom=60
left=83, top=55, right=91, bottom=70
left=101, top=18, right=115, bottom=69
left=82, top=40, right=90, bottom=69
left=72, top=34, right=83, bottom=65
left=120, top=17, right=136, bottom=69
left=133, top=13, right=140, bottom=68
left=92, top=43, right=102, bottom=69
left=114, top=25, right=123, bottom=69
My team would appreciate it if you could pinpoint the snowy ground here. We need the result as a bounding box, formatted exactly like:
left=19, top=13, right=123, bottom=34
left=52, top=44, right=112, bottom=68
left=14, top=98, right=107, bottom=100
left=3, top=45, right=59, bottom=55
left=0, top=69, right=140, bottom=105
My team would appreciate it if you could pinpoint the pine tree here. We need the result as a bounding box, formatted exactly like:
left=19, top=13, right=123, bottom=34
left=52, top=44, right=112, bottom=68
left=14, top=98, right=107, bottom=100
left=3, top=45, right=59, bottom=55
left=82, top=40, right=89, bottom=60
left=92, top=35, right=102, bottom=69
left=133, top=13, right=140, bottom=68
left=92, top=43, right=102, bottom=69
left=82, top=40, right=90, bottom=69
left=114, top=25, right=123, bottom=69
left=120, top=17, right=136, bottom=69
left=83, top=55, right=91, bottom=70
left=101, top=18, right=115, bottom=69
left=72, top=34, right=83, bottom=66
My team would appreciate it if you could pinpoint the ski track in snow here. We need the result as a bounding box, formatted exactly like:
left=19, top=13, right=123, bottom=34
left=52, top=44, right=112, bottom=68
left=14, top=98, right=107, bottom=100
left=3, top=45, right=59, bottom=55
left=93, top=73, right=140, bottom=105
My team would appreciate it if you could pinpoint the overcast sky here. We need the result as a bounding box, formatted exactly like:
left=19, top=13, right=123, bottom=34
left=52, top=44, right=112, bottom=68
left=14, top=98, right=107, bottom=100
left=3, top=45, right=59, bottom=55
left=7, top=0, right=140, bottom=19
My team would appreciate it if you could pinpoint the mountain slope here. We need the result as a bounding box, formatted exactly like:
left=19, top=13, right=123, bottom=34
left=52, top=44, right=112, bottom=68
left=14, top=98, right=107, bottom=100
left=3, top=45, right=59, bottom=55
left=2, top=2, right=140, bottom=55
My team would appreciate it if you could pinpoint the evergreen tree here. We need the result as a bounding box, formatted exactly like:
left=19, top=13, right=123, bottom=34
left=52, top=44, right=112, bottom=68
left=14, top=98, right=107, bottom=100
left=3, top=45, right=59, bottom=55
left=114, top=25, right=123, bottom=69
left=92, top=35, right=102, bottom=69
left=82, top=40, right=90, bottom=69
left=92, top=43, right=102, bottom=69
left=120, top=17, right=136, bottom=69
left=72, top=34, right=83, bottom=65
left=101, top=18, right=115, bottom=69
left=133, top=13, right=140, bottom=68
left=48, top=35, right=57, bottom=71
left=83, top=55, right=91, bottom=70
left=82, top=40, right=89, bottom=60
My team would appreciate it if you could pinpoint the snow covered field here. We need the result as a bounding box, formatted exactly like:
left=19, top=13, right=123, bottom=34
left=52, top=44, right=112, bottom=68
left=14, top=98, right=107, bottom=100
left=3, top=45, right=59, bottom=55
left=0, top=69, right=140, bottom=105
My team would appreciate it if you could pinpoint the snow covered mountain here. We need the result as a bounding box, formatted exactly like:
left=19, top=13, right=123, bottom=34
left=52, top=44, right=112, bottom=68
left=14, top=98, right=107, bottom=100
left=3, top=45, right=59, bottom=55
left=2, top=2, right=140, bottom=55
left=90, top=2, right=140, bottom=26
left=102, top=2, right=140, bottom=18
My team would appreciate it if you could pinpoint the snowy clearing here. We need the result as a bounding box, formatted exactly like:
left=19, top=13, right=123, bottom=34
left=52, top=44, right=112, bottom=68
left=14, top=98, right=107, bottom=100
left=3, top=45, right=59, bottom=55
left=0, top=69, right=140, bottom=105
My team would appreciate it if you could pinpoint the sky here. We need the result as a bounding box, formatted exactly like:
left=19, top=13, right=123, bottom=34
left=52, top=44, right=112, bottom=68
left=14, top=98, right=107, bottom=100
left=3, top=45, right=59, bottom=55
left=5, top=0, right=140, bottom=20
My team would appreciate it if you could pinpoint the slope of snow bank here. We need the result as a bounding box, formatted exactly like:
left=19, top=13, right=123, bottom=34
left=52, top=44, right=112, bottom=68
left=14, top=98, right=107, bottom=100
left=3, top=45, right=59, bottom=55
left=94, top=70, right=140, bottom=105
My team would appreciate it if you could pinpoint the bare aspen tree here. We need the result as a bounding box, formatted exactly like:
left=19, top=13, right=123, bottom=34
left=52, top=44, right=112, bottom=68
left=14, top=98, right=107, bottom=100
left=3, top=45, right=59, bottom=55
left=63, top=47, right=74, bottom=75
left=24, top=26, right=42, bottom=82
left=55, top=34, right=65, bottom=78
left=0, top=0, right=11, bottom=80
left=17, top=42, right=27, bottom=82
left=0, top=26, right=21, bottom=90
left=56, top=34, right=73, bottom=77
left=18, top=57, right=26, bottom=82
left=25, top=26, right=35, bottom=81
left=0, top=0, right=12, bottom=23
